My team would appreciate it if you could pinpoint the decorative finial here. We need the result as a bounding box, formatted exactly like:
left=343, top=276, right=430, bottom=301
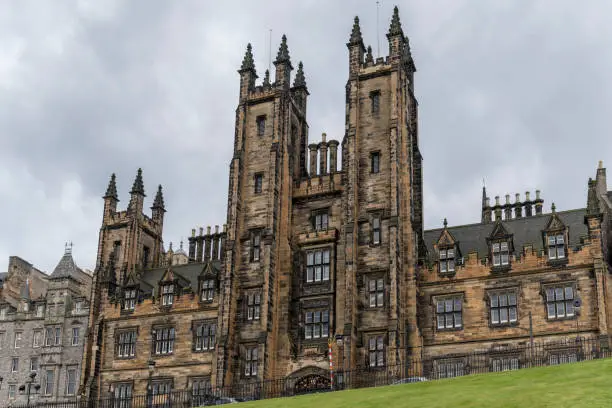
left=240, top=43, right=255, bottom=72
left=551, top=202, right=556, bottom=213
left=293, top=62, right=306, bottom=88
left=130, top=168, right=145, bottom=196
left=599, top=160, right=603, bottom=169
left=349, top=16, right=363, bottom=45
left=263, top=69, right=270, bottom=87
left=275, top=35, right=291, bottom=64
left=152, top=185, right=165, bottom=210
left=365, top=46, right=374, bottom=64
left=64, top=242, right=73, bottom=255
left=104, top=173, right=118, bottom=199
left=180, top=240, right=184, bottom=250
left=443, top=218, right=448, bottom=228
left=388, top=6, right=403, bottom=36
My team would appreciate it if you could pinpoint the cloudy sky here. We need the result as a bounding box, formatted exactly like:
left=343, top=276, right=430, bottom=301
left=1, top=0, right=611, bottom=273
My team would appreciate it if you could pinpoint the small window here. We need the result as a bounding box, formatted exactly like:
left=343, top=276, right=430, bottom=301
left=201, top=279, right=215, bottom=302
left=31, top=357, right=39, bottom=372
left=549, top=352, right=578, bottom=365
left=313, top=211, right=329, bottom=231
left=8, top=385, right=16, bottom=400
left=66, top=368, right=77, bottom=396
left=368, top=278, right=384, bottom=308
left=151, top=381, right=172, bottom=400
left=368, top=335, right=385, bottom=367
left=304, top=310, right=330, bottom=339
left=254, top=173, right=263, bottom=194
left=124, top=289, right=137, bottom=310
left=545, top=285, right=576, bottom=320
left=436, top=359, right=466, bottom=379
left=251, top=231, right=261, bottom=262
left=191, top=378, right=212, bottom=406
left=45, top=327, right=61, bottom=346
left=306, top=248, right=331, bottom=283
left=161, top=284, right=174, bottom=306
left=74, top=301, right=83, bottom=313
left=492, top=241, right=510, bottom=267
left=194, top=322, right=216, bottom=351
left=11, top=357, right=18, bottom=372
left=256, top=116, right=266, bottom=136
left=439, top=247, right=455, bottom=274
left=548, top=234, right=566, bottom=260
left=33, top=330, right=42, bottom=347
left=244, top=347, right=258, bottom=377
left=153, top=327, right=175, bottom=355
left=435, top=296, right=463, bottom=330
left=115, top=330, right=137, bottom=358
left=72, top=327, right=80, bottom=346
left=14, top=331, right=22, bottom=348
left=44, top=369, right=55, bottom=395
left=371, top=216, right=381, bottom=245
left=0, top=331, right=4, bottom=349
left=246, top=293, right=261, bottom=321
left=36, top=304, right=45, bottom=317
left=370, top=91, right=380, bottom=114
left=490, top=292, right=518, bottom=325
left=371, top=152, right=380, bottom=174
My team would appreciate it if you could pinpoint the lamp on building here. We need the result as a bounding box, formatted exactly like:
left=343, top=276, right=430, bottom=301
left=19, top=372, right=40, bottom=408
left=335, top=335, right=345, bottom=389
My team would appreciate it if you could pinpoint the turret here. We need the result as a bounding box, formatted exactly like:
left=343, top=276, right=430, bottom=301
left=274, top=35, right=293, bottom=88
left=103, top=173, right=119, bottom=218
left=238, top=43, right=257, bottom=100
left=386, top=6, right=406, bottom=60
left=347, top=16, right=365, bottom=75
left=128, top=168, right=145, bottom=213
left=151, top=184, right=166, bottom=225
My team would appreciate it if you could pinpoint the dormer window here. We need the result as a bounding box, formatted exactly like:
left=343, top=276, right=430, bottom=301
left=439, top=247, right=455, bottom=274
left=124, top=289, right=137, bottom=311
left=161, top=284, right=174, bottom=306
left=547, top=234, right=566, bottom=260
left=492, top=242, right=509, bottom=267
left=200, top=279, right=215, bottom=302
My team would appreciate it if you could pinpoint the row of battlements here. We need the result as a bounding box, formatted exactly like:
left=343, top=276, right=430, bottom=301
left=187, top=225, right=227, bottom=263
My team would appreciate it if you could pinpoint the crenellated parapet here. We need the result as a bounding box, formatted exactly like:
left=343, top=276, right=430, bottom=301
left=187, top=224, right=227, bottom=263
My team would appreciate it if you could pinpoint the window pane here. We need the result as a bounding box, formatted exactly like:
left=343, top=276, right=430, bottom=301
left=493, top=243, right=500, bottom=252
left=370, top=294, right=377, bottom=308
left=500, top=308, right=508, bottom=323
left=377, top=279, right=384, bottom=291
left=566, top=301, right=575, bottom=317
left=548, top=236, right=556, bottom=245
left=555, top=288, right=564, bottom=301
left=509, top=307, right=517, bottom=322
left=557, top=246, right=565, bottom=258
left=556, top=235, right=564, bottom=244
left=314, top=251, right=322, bottom=264
left=440, top=262, right=447, bottom=273
left=490, top=294, right=499, bottom=307
left=445, top=314, right=453, bottom=328
left=323, top=250, right=330, bottom=263
left=437, top=315, right=445, bottom=329
left=491, top=309, right=500, bottom=324
left=307, top=267, right=314, bottom=282
left=453, top=298, right=462, bottom=311
left=448, top=259, right=455, bottom=271
left=546, top=288, right=554, bottom=302
left=454, top=312, right=462, bottom=327
left=445, top=299, right=453, bottom=312
left=377, top=292, right=384, bottom=307
left=436, top=301, right=444, bottom=313
left=564, top=287, right=574, bottom=300
left=307, top=253, right=314, bottom=265
left=556, top=302, right=565, bottom=317
left=501, top=242, right=508, bottom=251
left=439, top=250, right=446, bottom=260
left=323, top=266, right=330, bottom=281
left=508, top=293, right=517, bottom=306
left=499, top=295, right=508, bottom=307
left=447, top=249, right=455, bottom=258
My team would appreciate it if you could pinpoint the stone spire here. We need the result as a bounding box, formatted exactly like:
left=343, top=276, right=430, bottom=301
left=348, top=16, right=363, bottom=45
left=152, top=185, right=165, bottom=210
left=293, top=62, right=306, bottom=88
left=388, top=5, right=404, bottom=37
left=240, top=43, right=256, bottom=72
left=275, top=34, right=291, bottom=64
left=263, top=69, right=271, bottom=87
left=130, top=168, right=145, bottom=196
left=365, top=46, right=374, bottom=64
left=104, top=173, right=118, bottom=200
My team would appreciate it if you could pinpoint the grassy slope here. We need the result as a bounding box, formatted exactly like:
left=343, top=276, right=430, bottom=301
left=241, top=359, right=612, bottom=408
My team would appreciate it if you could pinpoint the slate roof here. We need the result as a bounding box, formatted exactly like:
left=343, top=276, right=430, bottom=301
left=49, top=251, right=84, bottom=281
left=135, top=260, right=222, bottom=294
left=423, top=208, right=588, bottom=260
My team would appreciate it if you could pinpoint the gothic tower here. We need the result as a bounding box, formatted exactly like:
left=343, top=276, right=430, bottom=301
left=80, top=169, right=165, bottom=398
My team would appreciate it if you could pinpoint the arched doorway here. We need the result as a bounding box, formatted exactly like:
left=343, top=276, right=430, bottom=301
left=294, top=374, right=331, bottom=395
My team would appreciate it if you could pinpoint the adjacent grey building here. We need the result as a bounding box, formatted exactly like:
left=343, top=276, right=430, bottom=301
left=0, top=246, right=92, bottom=406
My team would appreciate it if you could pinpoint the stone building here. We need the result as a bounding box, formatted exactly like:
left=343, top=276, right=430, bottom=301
left=79, top=6, right=612, bottom=401
left=0, top=246, right=92, bottom=405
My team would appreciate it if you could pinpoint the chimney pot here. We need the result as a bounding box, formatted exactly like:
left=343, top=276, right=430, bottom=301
left=536, top=190, right=541, bottom=200
left=599, top=160, right=603, bottom=169
left=515, top=193, right=520, bottom=203
left=191, top=228, right=196, bottom=237
left=495, top=196, right=500, bottom=206
left=207, top=226, right=211, bottom=235
left=199, top=227, right=204, bottom=236
left=525, top=191, right=531, bottom=201
left=215, top=225, right=220, bottom=234
left=505, top=194, right=510, bottom=204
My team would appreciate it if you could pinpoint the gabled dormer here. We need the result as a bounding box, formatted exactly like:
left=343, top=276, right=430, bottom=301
left=198, top=262, right=218, bottom=304
left=121, top=273, right=140, bottom=312
left=487, top=219, right=514, bottom=273
left=543, top=203, right=568, bottom=266
left=158, top=266, right=190, bottom=308
left=436, top=218, right=460, bottom=276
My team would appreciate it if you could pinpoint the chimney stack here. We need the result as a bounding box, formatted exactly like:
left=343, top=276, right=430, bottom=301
left=514, top=193, right=522, bottom=218
left=212, top=225, right=220, bottom=261
left=319, top=133, right=328, bottom=176
left=504, top=194, right=512, bottom=220
left=328, top=140, right=339, bottom=174
left=494, top=196, right=502, bottom=221
left=534, top=189, right=543, bottom=215
left=309, top=143, right=318, bottom=176
left=204, top=226, right=212, bottom=262
left=524, top=191, right=533, bottom=217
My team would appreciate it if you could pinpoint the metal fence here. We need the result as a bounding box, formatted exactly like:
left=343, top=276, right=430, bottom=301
left=4, top=336, right=609, bottom=408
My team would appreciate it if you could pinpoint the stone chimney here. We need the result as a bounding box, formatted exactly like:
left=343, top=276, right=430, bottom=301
left=504, top=194, right=512, bottom=220
left=514, top=193, right=522, bottom=218
left=319, top=133, right=328, bottom=176
left=204, top=226, right=212, bottom=262
left=309, top=143, right=318, bottom=176
left=328, top=140, right=339, bottom=174
left=196, top=227, right=204, bottom=262
left=212, top=226, right=220, bottom=261
left=534, top=189, right=543, bottom=215
left=494, top=196, right=502, bottom=221
left=524, top=192, right=532, bottom=217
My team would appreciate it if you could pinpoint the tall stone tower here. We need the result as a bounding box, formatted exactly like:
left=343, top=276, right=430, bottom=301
left=80, top=169, right=165, bottom=398
left=217, top=7, right=422, bottom=388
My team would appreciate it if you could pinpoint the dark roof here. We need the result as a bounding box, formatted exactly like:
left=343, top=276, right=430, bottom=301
left=137, top=260, right=222, bottom=293
left=423, top=209, right=588, bottom=259
left=0, top=272, right=7, bottom=281
left=49, top=251, right=83, bottom=280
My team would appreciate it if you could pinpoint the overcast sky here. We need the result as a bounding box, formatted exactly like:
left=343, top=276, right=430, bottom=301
left=1, top=0, right=611, bottom=273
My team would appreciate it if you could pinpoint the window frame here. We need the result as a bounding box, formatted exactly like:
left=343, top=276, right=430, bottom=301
left=544, top=283, right=577, bottom=321
left=368, top=335, right=385, bottom=368
left=547, top=233, right=567, bottom=261
left=256, top=115, right=266, bottom=137
left=370, top=151, right=380, bottom=174
left=66, top=367, right=78, bottom=396
left=14, top=331, right=22, bottom=348
left=305, top=247, right=331, bottom=284
left=190, top=377, right=212, bottom=406
left=200, top=278, right=215, bottom=302
left=254, top=173, right=264, bottom=194
left=367, top=277, right=385, bottom=308
left=72, top=327, right=80, bottom=346
left=434, top=294, right=464, bottom=331
left=115, top=329, right=137, bottom=359
left=193, top=321, right=216, bottom=352
left=161, top=284, right=174, bottom=306
left=312, top=209, right=329, bottom=231
left=244, top=346, right=258, bottom=378
left=438, top=246, right=456, bottom=275
left=245, top=292, right=261, bottom=321
left=30, top=357, right=39, bottom=372
left=370, top=90, right=381, bottom=115
left=488, top=290, right=518, bottom=327
left=123, top=287, right=138, bottom=311
left=491, top=240, right=511, bottom=269
left=44, top=369, right=55, bottom=396
left=11, top=357, right=18, bottom=372
left=303, top=309, right=330, bottom=340
left=251, top=231, right=261, bottom=262
left=371, top=216, right=382, bottom=245
left=113, top=382, right=133, bottom=408
left=153, top=327, right=176, bottom=356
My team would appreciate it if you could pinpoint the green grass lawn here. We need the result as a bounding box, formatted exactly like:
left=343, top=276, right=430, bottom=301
left=241, top=359, right=612, bottom=408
